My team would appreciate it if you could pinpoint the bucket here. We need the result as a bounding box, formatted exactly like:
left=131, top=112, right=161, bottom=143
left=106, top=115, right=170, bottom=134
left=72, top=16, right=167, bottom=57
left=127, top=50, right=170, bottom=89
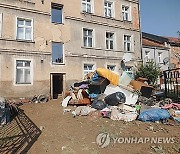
left=119, top=71, right=132, bottom=86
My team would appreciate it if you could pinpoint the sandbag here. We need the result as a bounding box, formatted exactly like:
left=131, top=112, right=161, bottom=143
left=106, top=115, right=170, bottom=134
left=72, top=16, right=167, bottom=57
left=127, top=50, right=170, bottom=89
left=104, top=92, right=126, bottom=106
left=138, top=108, right=170, bottom=122
left=97, top=68, right=119, bottom=86
left=91, top=99, right=106, bottom=110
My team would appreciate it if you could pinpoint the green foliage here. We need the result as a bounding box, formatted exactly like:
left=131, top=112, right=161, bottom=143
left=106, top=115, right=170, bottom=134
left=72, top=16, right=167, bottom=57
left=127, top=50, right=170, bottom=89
left=135, top=61, right=161, bottom=85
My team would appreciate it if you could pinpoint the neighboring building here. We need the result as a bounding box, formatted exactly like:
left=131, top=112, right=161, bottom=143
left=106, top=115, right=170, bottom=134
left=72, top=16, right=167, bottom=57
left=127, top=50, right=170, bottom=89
left=0, top=0, right=141, bottom=98
left=166, top=37, right=180, bottom=69
left=142, top=32, right=170, bottom=71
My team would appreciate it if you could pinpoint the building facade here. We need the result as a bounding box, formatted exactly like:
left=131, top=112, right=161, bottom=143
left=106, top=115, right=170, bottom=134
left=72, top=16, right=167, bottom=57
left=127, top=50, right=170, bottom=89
left=142, top=32, right=170, bottom=71
left=0, top=0, right=141, bottom=98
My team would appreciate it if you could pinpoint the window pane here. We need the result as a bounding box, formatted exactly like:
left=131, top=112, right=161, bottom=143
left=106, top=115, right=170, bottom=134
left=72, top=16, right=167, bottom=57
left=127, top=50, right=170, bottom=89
left=25, top=20, right=31, bottom=26
left=16, top=69, right=23, bottom=83
left=25, top=28, right=31, bottom=40
left=106, top=40, right=109, bottom=49
left=88, top=38, right=92, bottom=47
left=17, top=61, right=23, bottom=67
left=82, top=3, right=86, bottom=12
left=17, top=19, right=24, bottom=26
left=88, top=30, right=92, bottom=36
left=127, top=43, right=130, bottom=51
left=52, top=42, right=64, bottom=63
left=17, top=27, right=24, bottom=39
left=87, top=4, right=91, bottom=12
left=84, top=37, right=87, bottom=46
left=110, top=40, right=113, bottom=49
left=25, top=69, right=31, bottom=83
left=25, top=61, right=30, bottom=67
left=51, top=7, right=62, bottom=23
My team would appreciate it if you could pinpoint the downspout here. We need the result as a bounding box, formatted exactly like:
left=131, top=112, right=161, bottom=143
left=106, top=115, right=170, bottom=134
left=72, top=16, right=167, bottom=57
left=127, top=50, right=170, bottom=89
left=138, top=0, right=143, bottom=65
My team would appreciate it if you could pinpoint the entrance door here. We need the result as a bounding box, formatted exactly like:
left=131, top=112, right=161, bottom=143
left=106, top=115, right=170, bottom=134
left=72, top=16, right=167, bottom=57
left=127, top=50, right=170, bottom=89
left=50, top=73, right=63, bottom=99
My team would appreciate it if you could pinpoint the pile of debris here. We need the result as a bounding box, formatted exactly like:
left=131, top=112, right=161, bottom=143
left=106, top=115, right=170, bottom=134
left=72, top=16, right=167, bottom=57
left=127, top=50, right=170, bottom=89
left=0, top=97, right=19, bottom=126
left=61, top=68, right=180, bottom=123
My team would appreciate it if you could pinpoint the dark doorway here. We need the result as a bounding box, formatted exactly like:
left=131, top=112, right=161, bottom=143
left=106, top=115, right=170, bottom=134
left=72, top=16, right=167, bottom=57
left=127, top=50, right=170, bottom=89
left=51, top=73, right=63, bottom=99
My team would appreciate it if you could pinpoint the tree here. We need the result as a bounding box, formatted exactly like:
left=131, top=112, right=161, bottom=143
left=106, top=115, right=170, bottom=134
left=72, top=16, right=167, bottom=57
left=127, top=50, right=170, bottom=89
left=135, top=60, right=161, bottom=85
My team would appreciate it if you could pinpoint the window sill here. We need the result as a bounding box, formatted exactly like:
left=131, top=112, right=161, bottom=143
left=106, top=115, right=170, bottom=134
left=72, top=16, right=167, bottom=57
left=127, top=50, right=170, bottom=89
left=122, top=20, right=132, bottom=24
left=16, top=39, right=35, bottom=43
left=15, top=83, right=33, bottom=86
left=51, top=22, right=64, bottom=25
left=52, top=62, right=65, bottom=65
left=81, top=46, right=94, bottom=49
left=81, top=12, right=94, bottom=15
left=23, top=0, right=35, bottom=5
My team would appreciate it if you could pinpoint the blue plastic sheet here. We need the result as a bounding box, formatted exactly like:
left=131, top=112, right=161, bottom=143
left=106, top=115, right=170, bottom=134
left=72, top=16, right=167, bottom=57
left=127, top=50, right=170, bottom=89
left=138, top=108, right=170, bottom=122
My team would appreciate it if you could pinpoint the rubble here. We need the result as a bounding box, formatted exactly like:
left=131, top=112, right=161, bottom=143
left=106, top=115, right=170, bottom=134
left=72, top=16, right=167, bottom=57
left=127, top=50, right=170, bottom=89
left=61, top=68, right=180, bottom=124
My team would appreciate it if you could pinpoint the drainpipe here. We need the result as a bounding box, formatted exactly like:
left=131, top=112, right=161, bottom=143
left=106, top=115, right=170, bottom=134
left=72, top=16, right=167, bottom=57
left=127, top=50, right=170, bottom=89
left=138, top=0, right=142, bottom=65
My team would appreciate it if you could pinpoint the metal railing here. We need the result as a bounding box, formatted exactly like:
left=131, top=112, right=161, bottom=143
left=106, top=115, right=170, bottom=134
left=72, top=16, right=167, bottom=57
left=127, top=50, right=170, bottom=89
left=163, top=68, right=180, bottom=102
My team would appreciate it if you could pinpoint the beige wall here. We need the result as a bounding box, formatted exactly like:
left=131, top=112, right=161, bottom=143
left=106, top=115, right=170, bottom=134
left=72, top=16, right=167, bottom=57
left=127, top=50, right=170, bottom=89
left=0, top=0, right=141, bottom=97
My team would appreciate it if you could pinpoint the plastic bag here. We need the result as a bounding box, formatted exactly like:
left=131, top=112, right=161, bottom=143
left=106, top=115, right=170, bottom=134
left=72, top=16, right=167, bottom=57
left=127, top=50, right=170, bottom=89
left=104, top=92, right=126, bottom=106
left=138, top=108, right=170, bottom=122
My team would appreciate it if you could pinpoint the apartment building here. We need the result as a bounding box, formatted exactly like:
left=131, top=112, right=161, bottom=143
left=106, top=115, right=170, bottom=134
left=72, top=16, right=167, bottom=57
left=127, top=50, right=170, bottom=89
left=142, top=32, right=170, bottom=71
left=0, top=0, right=141, bottom=98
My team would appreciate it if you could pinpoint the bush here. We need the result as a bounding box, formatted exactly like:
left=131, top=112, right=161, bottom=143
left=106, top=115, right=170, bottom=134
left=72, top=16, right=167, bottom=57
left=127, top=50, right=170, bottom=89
left=135, top=61, right=161, bottom=85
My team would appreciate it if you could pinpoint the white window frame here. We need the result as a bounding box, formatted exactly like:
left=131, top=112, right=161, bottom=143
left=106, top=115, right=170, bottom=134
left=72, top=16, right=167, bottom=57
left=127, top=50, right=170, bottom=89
left=145, top=51, right=150, bottom=62
left=16, top=17, right=33, bottom=41
left=125, top=66, right=134, bottom=78
left=82, top=0, right=93, bottom=13
left=104, top=1, right=113, bottom=18
left=14, top=59, right=33, bottom=86
left=158, top=52, right=162, bottom=63
left=83, top=28, right=93, bottom=47
left=0, top=13, right=2, bottom=37
left=106, top=32, right=114, bottom=50
left=83, top=63, right=96, bottom=78
left=122, top=5, right=131, bottom=21
left=107, top=64, right=116, bottom=71
left=124, top=35, right=131, bottom=52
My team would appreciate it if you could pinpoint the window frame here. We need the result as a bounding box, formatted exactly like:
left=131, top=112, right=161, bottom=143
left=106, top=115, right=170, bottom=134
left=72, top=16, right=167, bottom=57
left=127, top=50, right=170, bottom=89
left=16, top=17, right=33, bottom=41
left=107, top=64, right=116, bottom=71
left=82, top=0, right=94, bottom=13
left=83, top=63, right=96, bottom=78
left=0, top=13, right=2, bottom=38
left=82, top=28, right=94, bottom=48
left=124, top=34, right=131, bottom=52
left=158, top=52, right=162, bottom=63
left=104, top=1, right=113, bottom=18
left=106, top=32, right=114, bottom=50
left=51, top=42, right=65, bottom=65
left=122, top=5, right=131, bottom=21
left=51, top=3, right=63, bottom=24
left=145, top=51, right=150, bottom=62
left=14, top=59, right=33, bottom=86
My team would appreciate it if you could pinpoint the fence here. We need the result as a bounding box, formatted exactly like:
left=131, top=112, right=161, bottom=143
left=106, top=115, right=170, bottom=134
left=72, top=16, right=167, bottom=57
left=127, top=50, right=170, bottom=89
left=163, top=68, right=180, bottom=102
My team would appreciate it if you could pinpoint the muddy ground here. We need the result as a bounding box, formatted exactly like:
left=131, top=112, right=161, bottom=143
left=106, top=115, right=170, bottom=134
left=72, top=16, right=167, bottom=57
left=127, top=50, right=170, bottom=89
left=0, top=98, right=180, bottom=154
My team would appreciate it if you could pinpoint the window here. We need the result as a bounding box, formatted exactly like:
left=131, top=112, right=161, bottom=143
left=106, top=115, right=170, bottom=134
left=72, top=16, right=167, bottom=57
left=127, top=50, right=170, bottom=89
left=0, top=13, right=2, bottom=37
left=106, top=32, right=114, bottom=49
left=104, top=1, right=113, bottom=17
left=125, top=66, right=134, bottom=78
left=16, top=60, right=32, bottom=84
left=122, top=5, right=130, bottom=21
left=17, top=18, right=32, bottom=40
left=145, top=51, right=150, bottom=62
left=52, top=42, right=64, bottom=64
left=107, top=65, right=116, bottom=71
left=82, top=0, right=93, bottom=13
left=158, top=52, right=162, bottom=63
left=124, top=35, right=131, bottom=51
left=83, top=28, right=93, bottom=47
left=51, top=3, right=63, bottom=24
left=84, top=64, right=95, bottom=77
